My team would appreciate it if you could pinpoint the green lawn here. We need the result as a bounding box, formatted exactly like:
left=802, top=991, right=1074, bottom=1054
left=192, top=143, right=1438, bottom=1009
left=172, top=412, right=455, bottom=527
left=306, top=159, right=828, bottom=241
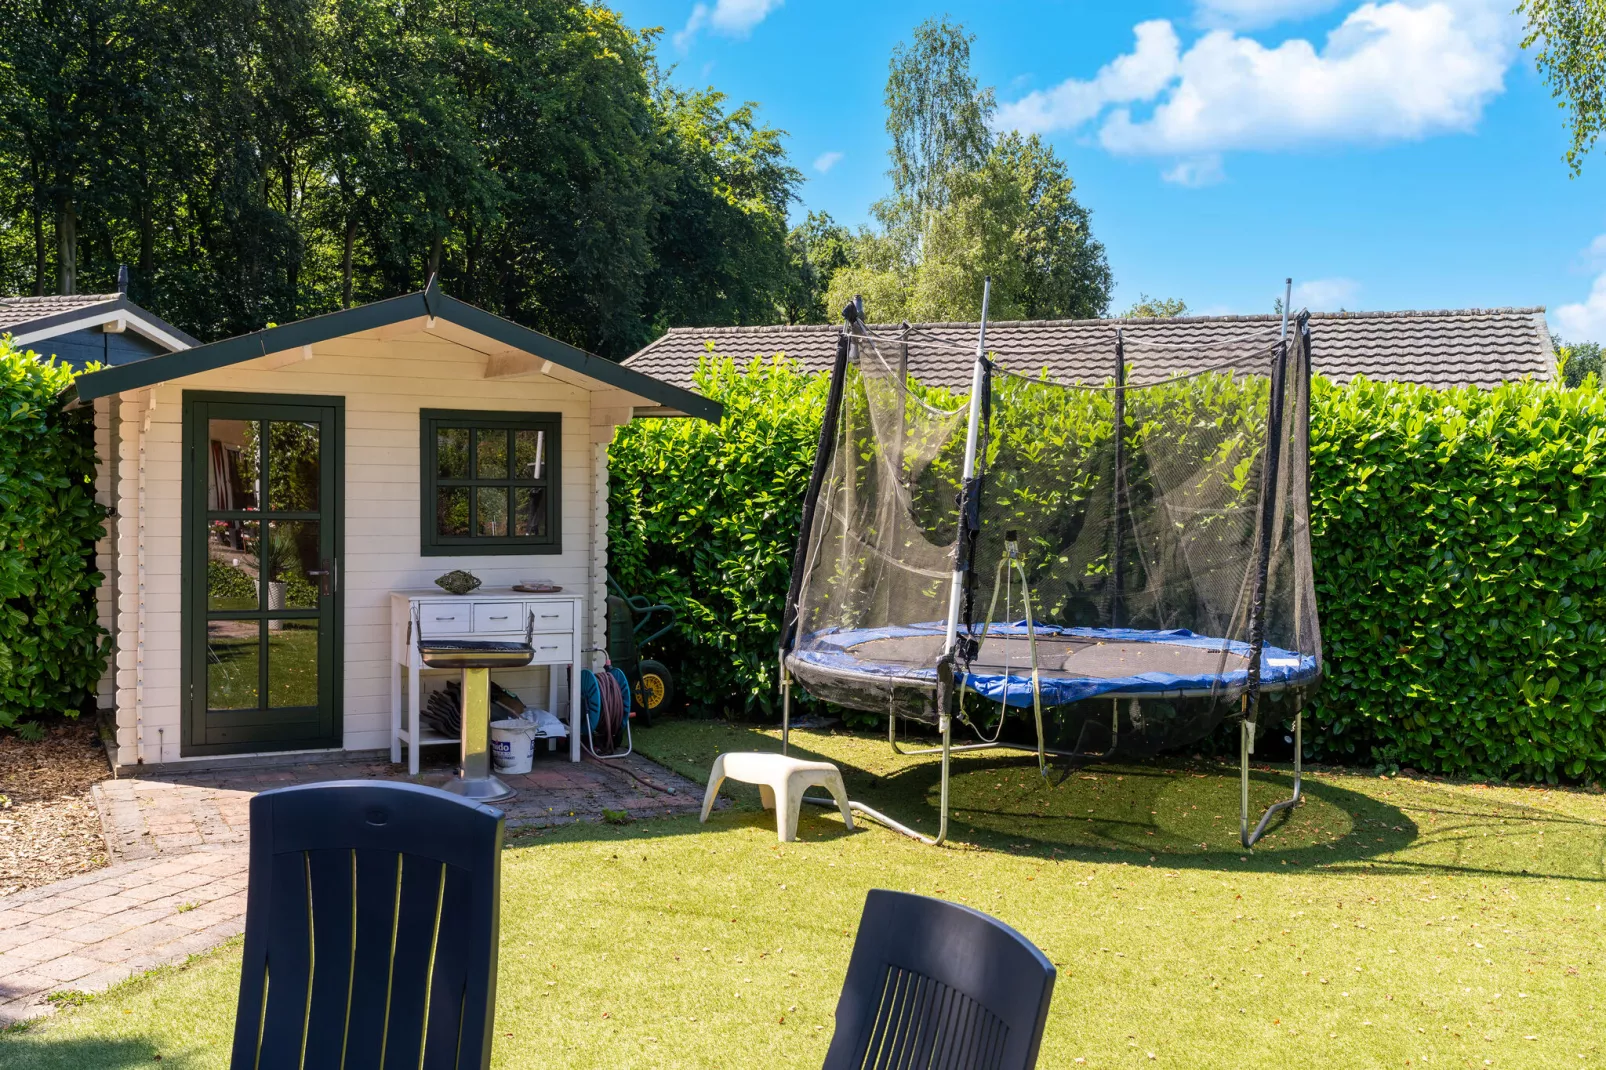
left=6, top=720, right=1605, bottom=1068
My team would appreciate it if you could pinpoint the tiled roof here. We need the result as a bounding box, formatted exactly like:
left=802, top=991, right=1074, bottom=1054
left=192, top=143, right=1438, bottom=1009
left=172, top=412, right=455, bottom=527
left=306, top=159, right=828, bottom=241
left=623, top=308, right=1556, bottom=392
left=0, top=293, right=123, bottom=331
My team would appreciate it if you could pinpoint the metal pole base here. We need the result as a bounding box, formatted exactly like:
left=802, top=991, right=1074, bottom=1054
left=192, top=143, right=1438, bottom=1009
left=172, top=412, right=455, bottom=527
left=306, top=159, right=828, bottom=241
left=812, top=715, right=951, bottom=846
left=1241, top=709, right=1303, bottom=849
left=452, top=666, right=516, bottom=803
left=443, top=773, right=517, bottom=804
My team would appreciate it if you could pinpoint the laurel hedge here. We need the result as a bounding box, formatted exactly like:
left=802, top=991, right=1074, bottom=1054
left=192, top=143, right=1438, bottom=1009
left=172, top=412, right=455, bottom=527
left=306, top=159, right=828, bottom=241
left=0, top=338, right=109, bottom=733
left=1306, top=374, right=1606, bottom=782
left=618, top=355, right=1606, bottom=783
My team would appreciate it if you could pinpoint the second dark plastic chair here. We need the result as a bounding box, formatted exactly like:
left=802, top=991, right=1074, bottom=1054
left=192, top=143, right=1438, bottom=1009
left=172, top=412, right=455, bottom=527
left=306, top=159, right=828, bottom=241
left=228, top=781, right=504, bottom=1070
left=823, top=890, right=1056, bottom=1070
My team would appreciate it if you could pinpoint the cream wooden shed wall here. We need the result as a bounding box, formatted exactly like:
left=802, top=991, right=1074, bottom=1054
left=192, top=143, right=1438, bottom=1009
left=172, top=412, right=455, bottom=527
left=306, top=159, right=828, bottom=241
left=107, top=326, right=638, bottom=768
left=94, top=395, right=119, bottom=711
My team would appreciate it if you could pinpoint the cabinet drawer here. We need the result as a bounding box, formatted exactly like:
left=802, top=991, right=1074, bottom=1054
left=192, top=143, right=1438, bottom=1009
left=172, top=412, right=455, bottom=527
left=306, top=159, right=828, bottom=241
left=528, top=633, right=574, bottom=664
left=473, top=602, right=525, bottom=633
left=419, top=603, right=472, bottom=634
left=525, top=602, right=575, bottom=632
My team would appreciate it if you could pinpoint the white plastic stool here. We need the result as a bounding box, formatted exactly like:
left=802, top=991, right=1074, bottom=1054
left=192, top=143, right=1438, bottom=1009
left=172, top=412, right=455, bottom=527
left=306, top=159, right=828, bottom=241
left=699, top=751, right=854, bottom=842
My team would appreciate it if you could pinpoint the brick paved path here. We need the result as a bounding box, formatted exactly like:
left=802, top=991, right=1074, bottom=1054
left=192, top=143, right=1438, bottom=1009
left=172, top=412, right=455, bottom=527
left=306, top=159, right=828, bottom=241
left=0, top=849, right=247, bottom=1025
left=1, top=752, right=701, bottom=1026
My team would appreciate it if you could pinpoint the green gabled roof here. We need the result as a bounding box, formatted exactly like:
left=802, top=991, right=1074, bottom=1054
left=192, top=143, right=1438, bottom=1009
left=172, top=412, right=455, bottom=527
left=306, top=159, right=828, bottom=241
left=70, top=279, right=722, bottom=421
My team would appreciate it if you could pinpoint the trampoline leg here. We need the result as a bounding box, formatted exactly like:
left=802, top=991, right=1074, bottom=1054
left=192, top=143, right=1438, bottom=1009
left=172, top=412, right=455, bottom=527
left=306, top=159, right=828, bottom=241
left=936, top=716, right=951, bottom=846
left=1240, top=719, right=1251, bottom=846
left=843, top=703, right=953, bottom=847
left=780, top=657, right=791, bottom=756
left=1242, top=707, right=1305, bottom=849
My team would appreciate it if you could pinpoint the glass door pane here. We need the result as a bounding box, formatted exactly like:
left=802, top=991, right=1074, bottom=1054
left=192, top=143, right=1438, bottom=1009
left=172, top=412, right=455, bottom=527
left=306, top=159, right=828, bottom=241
left=190, top=397, right=338, bottom=754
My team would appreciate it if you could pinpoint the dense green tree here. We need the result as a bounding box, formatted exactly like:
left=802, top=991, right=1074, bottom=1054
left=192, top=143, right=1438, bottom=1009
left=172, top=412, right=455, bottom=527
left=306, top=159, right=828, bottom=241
left=1125, top=294, right=1189, bottom=318
left=463, top=2, right=661, bottom=355
left=781, top=211, right=851, bottom=324
left=880, top=15, right=995, bottom=255
left=1522, top=0, right=1606, bottom=174
left=0, top=0, right=802, bottom=357
left=912, top=132, right=1110, bottom=321
left=823, top=226, right=915, bottom=323
left=1557, top=336, right=1603, bottom=386
left=641, top=87, right=800, bottom=343
left=816, top=18, right=1112, bottom=325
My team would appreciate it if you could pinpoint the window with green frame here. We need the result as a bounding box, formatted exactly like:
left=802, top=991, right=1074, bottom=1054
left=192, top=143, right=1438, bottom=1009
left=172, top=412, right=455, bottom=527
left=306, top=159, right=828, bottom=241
left=420, top=409, right=561, bottom=555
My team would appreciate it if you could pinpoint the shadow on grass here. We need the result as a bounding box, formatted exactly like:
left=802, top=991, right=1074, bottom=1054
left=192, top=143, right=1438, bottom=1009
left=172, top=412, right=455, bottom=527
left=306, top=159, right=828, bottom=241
left=0, top=1035, right=209, bottom=1069
left=625, top=720, right=1606, bottom=882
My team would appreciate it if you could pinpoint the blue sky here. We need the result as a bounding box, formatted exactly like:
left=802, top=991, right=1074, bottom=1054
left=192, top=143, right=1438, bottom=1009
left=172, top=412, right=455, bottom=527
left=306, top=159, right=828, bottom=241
left=614, top=0, right=1606, bottom=339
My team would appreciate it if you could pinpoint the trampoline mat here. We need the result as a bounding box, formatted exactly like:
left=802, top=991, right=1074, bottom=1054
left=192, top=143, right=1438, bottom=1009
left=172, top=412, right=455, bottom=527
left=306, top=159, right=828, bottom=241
left=788, top=624, right=1317, bottom=709
left=845, top=633, right=1251, bottom=679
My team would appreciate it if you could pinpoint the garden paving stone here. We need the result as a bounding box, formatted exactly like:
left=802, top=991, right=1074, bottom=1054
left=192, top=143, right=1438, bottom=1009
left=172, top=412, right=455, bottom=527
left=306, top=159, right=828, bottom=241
left=0, top=751, right=701, bottom=1026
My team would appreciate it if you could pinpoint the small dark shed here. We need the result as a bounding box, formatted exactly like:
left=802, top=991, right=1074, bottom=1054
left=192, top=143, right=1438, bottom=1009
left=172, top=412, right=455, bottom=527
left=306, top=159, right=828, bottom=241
left=1, top=290, right=197, bottom=367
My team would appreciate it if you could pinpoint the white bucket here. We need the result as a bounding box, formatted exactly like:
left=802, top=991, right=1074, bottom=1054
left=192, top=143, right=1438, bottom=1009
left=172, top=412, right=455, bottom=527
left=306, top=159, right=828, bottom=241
left=490, top=718, right=537, bottom=774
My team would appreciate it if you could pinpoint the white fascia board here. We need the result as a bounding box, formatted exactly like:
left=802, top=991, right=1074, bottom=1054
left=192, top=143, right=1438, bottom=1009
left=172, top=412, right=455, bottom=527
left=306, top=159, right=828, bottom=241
left=14, top=308, right=192, bottom=352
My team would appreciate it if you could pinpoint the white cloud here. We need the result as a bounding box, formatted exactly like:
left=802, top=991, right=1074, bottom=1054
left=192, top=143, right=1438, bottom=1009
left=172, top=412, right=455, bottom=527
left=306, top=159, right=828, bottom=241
left=813, top=151, right=844, bottom=174
left=999, top=1, right=1516, bottom=178
left=1556, top=275, right=1606, bottom=341
left=1162, top=154, right=1225, bottom=186
left=1292, top=277, right=1360, bottom=310
left=997, top=20, right=1181, bottom=133
left=674, top=0, right=782, bottom=49
left=1195, top=0, right=1346, bottom=29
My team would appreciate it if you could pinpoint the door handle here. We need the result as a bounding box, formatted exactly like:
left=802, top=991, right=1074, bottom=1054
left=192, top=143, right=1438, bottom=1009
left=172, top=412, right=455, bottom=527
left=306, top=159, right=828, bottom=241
left=308, top=559, right=338, bottom=597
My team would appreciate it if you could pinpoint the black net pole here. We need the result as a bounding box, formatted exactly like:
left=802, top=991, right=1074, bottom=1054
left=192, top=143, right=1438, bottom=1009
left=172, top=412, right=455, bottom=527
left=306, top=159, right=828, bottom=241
left=1244, top=336, right=1290, bottom=705
left=957, top=361, right=991, bottom=661
left=1112, top=331, right=1126, bottom=628
left=1239, top=334, right=1290, bottom=846
left=779, top=330, right=852, bottom=656
left=1294, top=311, right=1313, bottom=658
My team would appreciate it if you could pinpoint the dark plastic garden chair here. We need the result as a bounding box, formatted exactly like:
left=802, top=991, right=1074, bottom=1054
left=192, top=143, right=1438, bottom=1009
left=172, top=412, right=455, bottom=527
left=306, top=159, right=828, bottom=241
left=823, top=890, right=1056, bottom=1070
left=228, top=781, right=504, bottom=1070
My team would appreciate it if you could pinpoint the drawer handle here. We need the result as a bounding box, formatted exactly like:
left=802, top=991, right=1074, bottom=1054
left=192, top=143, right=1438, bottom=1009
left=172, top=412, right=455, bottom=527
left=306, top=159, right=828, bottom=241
left=539, top=645, right=559, bottom=650
left=488, top=615, right=509, bottom=621
left=436, top=616, right=456, bottom=621
left=540, top=613, right=560, bottom=619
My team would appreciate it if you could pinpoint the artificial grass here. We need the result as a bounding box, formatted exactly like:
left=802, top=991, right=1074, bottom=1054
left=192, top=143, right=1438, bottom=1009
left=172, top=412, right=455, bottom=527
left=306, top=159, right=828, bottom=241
left=5, top=720, right=1605, bottom=1068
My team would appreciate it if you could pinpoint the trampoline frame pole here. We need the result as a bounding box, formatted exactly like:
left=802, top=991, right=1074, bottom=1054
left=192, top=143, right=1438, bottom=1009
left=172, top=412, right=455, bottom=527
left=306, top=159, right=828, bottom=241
left=1242, top=697, right=1305, bottom=848
left=857, top=279, right=989, bottom=849
left=1013, top=546, right=1047, bottom=777
left=778, top=328, right=853, bottom=759
left=942, top=277, right=992, bottom=660
left=780, top=652, right=790, bottom=755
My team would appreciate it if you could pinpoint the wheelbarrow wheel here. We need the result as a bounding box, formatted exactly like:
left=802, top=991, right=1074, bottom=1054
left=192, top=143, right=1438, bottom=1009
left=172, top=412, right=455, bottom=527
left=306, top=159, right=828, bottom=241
left=634, top=660, right=674, bottom=724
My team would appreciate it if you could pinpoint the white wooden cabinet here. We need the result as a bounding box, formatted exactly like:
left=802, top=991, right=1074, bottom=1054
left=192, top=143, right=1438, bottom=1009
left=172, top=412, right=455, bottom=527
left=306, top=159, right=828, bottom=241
left=390, top=588, right=584, bottom=773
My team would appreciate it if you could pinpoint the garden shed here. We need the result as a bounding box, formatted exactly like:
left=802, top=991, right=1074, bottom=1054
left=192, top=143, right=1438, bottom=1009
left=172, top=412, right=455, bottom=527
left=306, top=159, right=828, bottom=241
left=67, top=280, right=720, bottom=768
left=1, top=287, right=198, bottom=370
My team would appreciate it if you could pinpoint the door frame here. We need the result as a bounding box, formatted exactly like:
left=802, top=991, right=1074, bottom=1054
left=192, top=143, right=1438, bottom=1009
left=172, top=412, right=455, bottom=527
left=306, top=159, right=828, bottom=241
left=180, top=390, right=346, bottom=757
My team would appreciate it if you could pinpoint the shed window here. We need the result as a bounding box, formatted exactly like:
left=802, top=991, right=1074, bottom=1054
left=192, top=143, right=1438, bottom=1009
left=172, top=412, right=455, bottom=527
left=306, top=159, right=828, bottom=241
left=420, top=410, right=560, bottom=555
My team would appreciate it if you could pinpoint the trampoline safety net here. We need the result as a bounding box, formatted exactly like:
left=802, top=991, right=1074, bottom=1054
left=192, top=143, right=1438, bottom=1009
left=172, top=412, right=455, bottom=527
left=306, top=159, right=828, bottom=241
left=780, top=316, right=1322, bottom=753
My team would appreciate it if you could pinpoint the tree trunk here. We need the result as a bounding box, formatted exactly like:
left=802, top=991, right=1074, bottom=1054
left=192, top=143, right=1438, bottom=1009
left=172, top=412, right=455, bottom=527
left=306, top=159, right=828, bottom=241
left=56, top=192, right=77, bottom=295
left=283, top=155, right=298, bottom=314
left=341, top=215, right=357, bottom=308
left=426, top=231, right=444, bottom=284
left=138, top=196, right=154, bottom=297
left=31, top=192, right=45, bottom=297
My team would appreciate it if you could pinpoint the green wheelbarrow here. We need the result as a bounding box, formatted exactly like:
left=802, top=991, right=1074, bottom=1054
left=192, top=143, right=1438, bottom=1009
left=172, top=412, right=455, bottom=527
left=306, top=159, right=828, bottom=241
left=605, top=573, right=677, bottom=725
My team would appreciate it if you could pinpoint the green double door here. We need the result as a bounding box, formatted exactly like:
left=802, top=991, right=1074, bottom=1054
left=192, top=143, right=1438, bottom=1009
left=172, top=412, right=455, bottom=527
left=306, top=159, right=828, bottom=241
left=183, top=392, right=344, bottom=755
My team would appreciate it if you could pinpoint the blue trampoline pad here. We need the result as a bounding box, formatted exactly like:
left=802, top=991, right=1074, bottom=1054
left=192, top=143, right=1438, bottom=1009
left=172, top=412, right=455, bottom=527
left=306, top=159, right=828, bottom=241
left=789, top=624, right=1318, bottom=708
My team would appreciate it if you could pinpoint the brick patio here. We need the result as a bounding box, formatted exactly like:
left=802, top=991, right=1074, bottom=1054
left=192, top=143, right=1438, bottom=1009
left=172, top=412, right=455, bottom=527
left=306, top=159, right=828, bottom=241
left=0, top=751, right=703, bottom=1026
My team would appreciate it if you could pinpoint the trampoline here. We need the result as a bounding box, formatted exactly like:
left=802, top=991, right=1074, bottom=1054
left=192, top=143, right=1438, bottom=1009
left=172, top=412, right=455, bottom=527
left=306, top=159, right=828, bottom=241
left=777, top=278, right=1323, bottom=848
left=793, top=624, right=1318, bottom=707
